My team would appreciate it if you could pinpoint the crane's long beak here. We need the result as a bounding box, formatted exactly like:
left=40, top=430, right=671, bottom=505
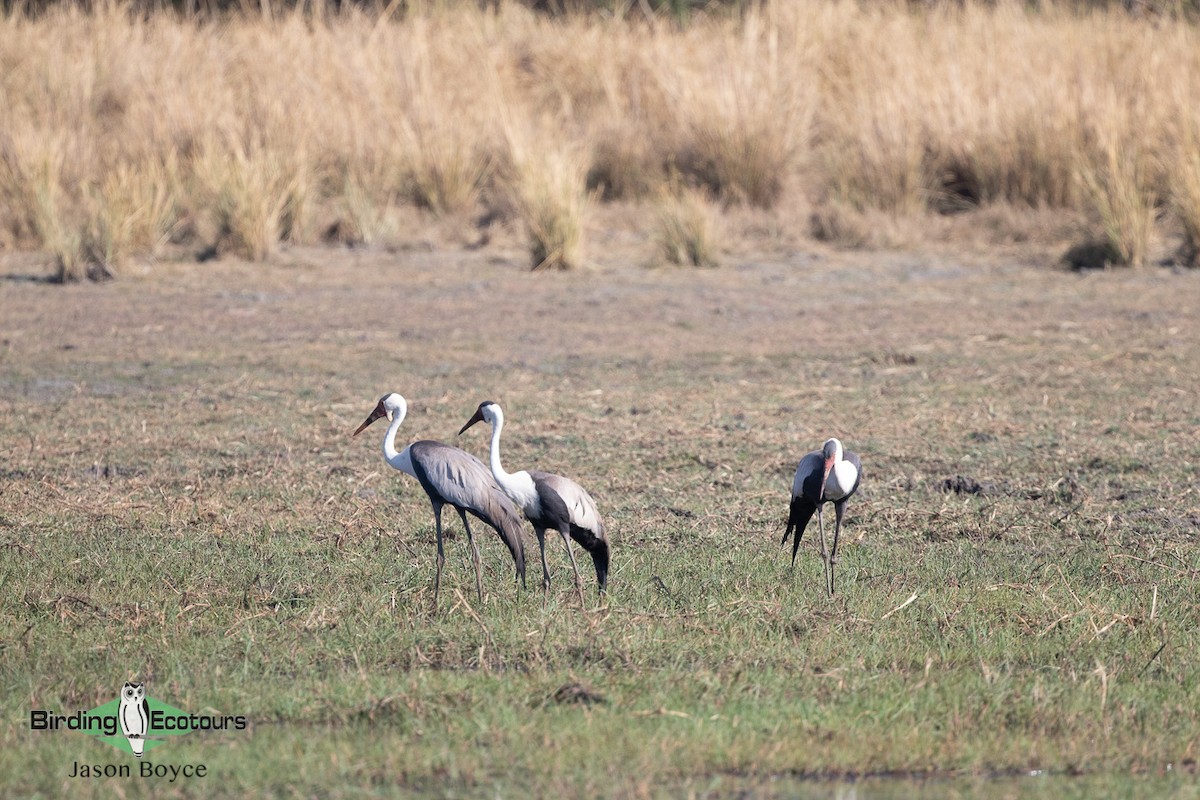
left=819, top=456, right=834, bottom=502
left=458, top=408, right=485, bottom=436
left=353, top=401, right=389, bottom=437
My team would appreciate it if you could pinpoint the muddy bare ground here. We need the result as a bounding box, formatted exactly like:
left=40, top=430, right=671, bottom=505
left=3, top=241, right=1194, bottom=398
left=3, top=241, right=1196, bottom=507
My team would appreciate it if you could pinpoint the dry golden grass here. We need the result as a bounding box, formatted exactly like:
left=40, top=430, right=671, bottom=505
left=506, top=139, right=590, bottom=271
left=2, top=2, right=1200, bottom=275
left=1077, top=132, right=1156, bottom=268
left=1174, top=119, right=1200, bottom=266
left=654, top=186, right=723, bottom=267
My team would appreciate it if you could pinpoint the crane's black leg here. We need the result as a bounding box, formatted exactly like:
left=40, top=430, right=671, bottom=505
left=558, top=525, right=585, bottom=607
left=457, top=508, right=483, bottom=604
left=433, top=503, right=446, bottom=613
left=831, top=501, right=846, bottom=596
left=535, top=527, right=551, bottom=607
left=816, top=504, right=832, bottom=597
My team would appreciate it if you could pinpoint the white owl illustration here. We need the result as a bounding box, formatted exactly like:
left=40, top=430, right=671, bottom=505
left=118, top=682, right=149, bottom=758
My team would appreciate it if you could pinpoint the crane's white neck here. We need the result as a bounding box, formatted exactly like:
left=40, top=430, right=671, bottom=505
left=382, top=402, right=408, bottom=471
left=483, top=406, right=539, bottom=513
left=486, top=406, right=513, bottom=483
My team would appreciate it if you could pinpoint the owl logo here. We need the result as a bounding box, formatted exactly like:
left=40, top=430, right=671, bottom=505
left=118, top=682, right=149, bottom=758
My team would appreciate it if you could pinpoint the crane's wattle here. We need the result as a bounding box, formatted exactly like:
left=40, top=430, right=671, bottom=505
left=819, top=456, right=834, bottom=501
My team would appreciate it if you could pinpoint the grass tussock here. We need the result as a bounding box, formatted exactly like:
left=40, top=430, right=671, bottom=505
left=1172, top=121, right=1200, bottom=267
left=513, top=146, right=589, bottom=271
left=2, top=2, right=1200, bottom=273
left=1077, top=134, right=1156, bottom=269
left=195, top=138, right=310, bottom=262
left=655, top=186, right=723, bottom=267
left=502, top=109, right=590, bottom=270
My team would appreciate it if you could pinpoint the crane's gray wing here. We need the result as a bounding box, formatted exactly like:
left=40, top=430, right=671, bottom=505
left=530, top=471, right=605, bottom=539
left=792, top=450, right=825, bottom=503
left=531, top=470, right=610, bottom=592
left=409, top=441, right=526, bottom=568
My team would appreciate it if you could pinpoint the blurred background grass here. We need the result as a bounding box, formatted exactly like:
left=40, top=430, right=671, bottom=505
left=3, top=0, right=1200, bottom=278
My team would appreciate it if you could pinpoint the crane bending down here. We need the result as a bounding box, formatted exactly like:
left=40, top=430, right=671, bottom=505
left=459, top=401, right=609, bottom=606
left=354, top=393, right=526, bottom=610
left=783, top=437, right=862, bottom=596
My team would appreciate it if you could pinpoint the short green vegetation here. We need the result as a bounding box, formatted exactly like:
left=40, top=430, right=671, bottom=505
left=1, top=251, right=1198, bottom=797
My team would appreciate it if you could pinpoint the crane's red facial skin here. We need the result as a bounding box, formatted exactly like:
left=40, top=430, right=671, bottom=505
left=353, top=400, right=388, bottom=437
left=458, top=407, right=486, bottom=436
left=819, top=456, right=834, bottom=502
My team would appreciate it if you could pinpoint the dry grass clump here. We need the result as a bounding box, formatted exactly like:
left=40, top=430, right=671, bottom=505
left=1172, top=122, right=1200, bottom=267
left=808, top=1, right=1195, bottom=259
left=815, top=6, right=932, bottom=215
left=476, top=7, right=815, bottom=209
left=502, top=116, right=590, bottom=270
left=914, top=4, right=1087, bottom=209
left=195, top=138, right=309, bottom=262
left=3, top=2, right=1200, bottom=274
left=515, top=18, right=666, bottom=202
left=661, top=7, right=816, bottom=208
left=655, top=186, right=723, bottom=267
left=1076, top=134, right=1156, bottom=269
left=0, top=128, right=178, bottom=281
left=0, top=130, right=92, bottom=280
left=514, top=150, right=589, bottom=271
left=808, top=202, right=913, bottom=251
left=381, top=15, right=499, bottom=216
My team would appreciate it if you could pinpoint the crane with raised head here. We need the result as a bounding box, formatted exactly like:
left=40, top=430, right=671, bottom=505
left=459, top=400, right=609, bottom=606
left=354, top=393, right=526, bottom=610
left=783, top=437, right=862, bottom=596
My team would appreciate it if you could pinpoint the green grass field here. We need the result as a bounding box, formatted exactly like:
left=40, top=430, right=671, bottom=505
left=2, top=246, right=1199, bottom=797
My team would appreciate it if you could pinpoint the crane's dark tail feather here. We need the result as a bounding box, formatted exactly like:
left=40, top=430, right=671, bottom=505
left=508, top=524, right=527, bottom=588
left=589, top=539, right=609, bottom=594
left=478, top=507, right=526, bottom=588
left=785, top=497, right=816, bottom=566
left=569, top=526, right=609, bottom=594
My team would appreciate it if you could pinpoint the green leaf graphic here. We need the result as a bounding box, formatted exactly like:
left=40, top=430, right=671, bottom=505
left=80, top=696, right=200, bottom=755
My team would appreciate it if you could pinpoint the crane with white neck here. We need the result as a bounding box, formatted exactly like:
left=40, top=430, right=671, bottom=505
left=353, top=393, right=526, bottom=611
left=782, top=437, right=862, bottom=596
left=459, top=400, right=609, bottom=606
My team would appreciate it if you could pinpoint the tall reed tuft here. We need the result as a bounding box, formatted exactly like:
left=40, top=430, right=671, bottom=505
left=1077, top=131, right=1156, bottom=269
left=2, top=3, right=1200, bottom=276
left=501, top=108, right=589, bottom=271
left=1172, top=123, right=1200, bottom=267
left=196, top=137, right=310, bottom=262
left=655, top=187, right=723, bottom=268
left=512, top=147, right=589, bottom=271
